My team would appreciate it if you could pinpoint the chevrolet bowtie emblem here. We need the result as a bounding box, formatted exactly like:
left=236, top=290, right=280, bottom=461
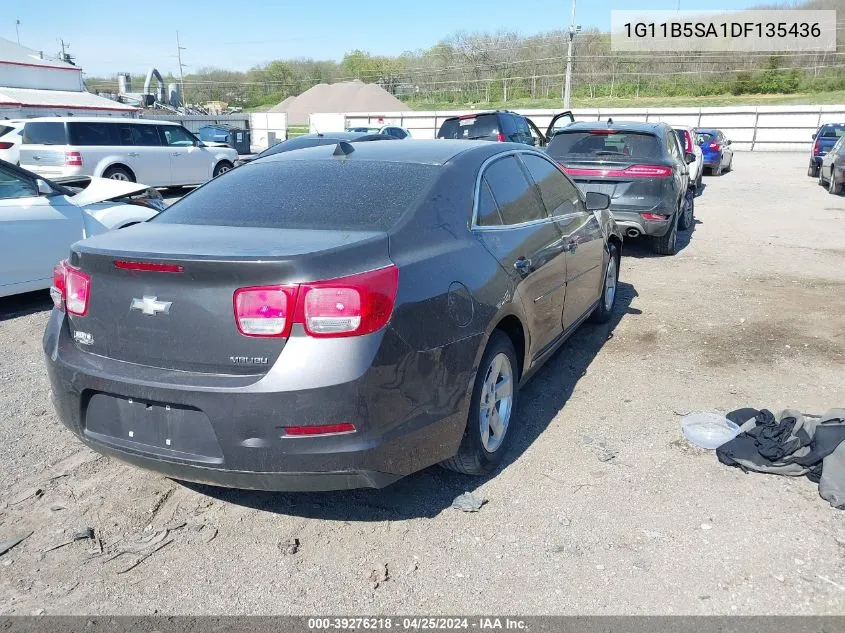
left=130, top=296, right=172, bottom=316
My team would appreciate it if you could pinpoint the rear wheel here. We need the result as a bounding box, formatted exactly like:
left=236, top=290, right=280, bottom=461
left=102, top=166, right=134, bottom=182
left=809, top=162, right=819, bottom=178
left=589, top=243, right=619, bottom=324
left=713, top=162, right=722, bottom=177
left=441, top=332, right=518, bottom=475
left=678, top=189, right=695, bottom=230
left=724, top=155, right=732, bottom=172
left=650, top=212, right=679, bottom=256
left=819, top=166, right=827, bottom=186
left=829, top=169, right=842, bottom=195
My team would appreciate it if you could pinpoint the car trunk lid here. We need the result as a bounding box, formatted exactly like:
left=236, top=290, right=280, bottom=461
left=67, top=223, right=391, bottom=375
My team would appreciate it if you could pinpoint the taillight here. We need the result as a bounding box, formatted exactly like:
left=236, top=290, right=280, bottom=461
left=50, top=261, right=67, bottom=310
left=812, top=139, right=821, bottom=155
left=684, top=131, right=693, bottom=154
left=0, top=141, right=13, bottom=150
left=299, top=266, right=399, bottom=338
left=563, top=164, right=672, bottom=178
left=50, top=260, right=90, bottom=315
left=233, top=265, right=399, bottom=339
left=709, top=142, right=721, bottom=152
left=641, top=213, right=669, bottom=221
left=497, top=132, right=506, bottom=142
left=65, top=151, right=83, bottom=167
left=114, top=260, right=184, bottom=273
left=234, top=286, right=298, bottom=338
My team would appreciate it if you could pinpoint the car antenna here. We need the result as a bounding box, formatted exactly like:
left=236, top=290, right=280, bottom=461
left=333, top=141, right=355, bottom=157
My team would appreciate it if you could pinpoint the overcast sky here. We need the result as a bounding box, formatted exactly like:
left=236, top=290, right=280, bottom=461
left=6, top=0, right=763, bottom=77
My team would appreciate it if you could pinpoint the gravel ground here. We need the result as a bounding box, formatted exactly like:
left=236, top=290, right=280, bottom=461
left=1, top=153, right=844, bottom=615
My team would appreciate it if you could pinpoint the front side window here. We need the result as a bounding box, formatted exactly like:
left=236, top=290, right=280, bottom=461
left=160, top=126, right=196, bottom=147
left=0, top=165, right=37, bottom=200
left=482, top=156, right=546, bottom=225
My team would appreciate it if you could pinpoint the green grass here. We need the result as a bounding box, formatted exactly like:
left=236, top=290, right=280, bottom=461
left=287, top=125, right=310, bottom=138
left=406, top=90, right=845, bottom=111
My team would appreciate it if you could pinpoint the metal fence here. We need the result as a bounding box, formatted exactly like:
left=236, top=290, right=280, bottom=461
left=311, top=105, right=845, bottom=151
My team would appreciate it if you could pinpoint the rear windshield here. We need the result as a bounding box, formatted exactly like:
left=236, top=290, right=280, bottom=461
left=438, top=114, right=498, bottom=140
left=22, top=122, right=67, bottom=145
left=154, top=159, right=440, bottom=231
left=255, top=136, right=332, bottom=159
left=548, top=130, right=661, bottom=159
left=818, top=124, right=845, bottom=138
left=697, top=132, right=716, bottom=144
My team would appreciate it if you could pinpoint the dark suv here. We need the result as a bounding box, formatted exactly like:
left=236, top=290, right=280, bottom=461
left=546, top=121, right=695, bottom=256
left=437, top=110, right=572, bottom=147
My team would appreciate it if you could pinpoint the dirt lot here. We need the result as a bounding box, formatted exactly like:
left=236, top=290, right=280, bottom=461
left=1, top=153, right=844, bottom=615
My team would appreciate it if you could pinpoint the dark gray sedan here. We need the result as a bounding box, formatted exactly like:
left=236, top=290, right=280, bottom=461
left=819, top=135, right=845, bottom=195
left=44, top=140, right=623, bottom=491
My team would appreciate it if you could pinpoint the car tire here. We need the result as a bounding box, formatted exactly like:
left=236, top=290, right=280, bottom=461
left=713, top=162, right=722, bottom=177
left=213, top=161, right=233, bottom=178
left=589, top=243, right=620, bottom=324
left=724, top=155, right=732, bottom=172
left=441, top=331, right=518, bottom=476
left=808, top=163, right=819, bottom=178
left=819, top=167, right=827, bottom=186
left=102, top=166, right=135, bottom=182
left=678, top=189, right=695, bottom=230
left=829, top=170, right=842, bottom=195
left=650, top=212, right=679, bottom=256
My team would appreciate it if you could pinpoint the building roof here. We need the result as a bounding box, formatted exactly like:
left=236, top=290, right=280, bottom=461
left=0, top=37, right=80, bottom=72
left=0, top=87, right=137, bottom=112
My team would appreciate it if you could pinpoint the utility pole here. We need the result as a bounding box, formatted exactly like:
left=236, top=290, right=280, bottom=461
left=59, top=39, right=74, bottom=65
left=176, top=31, right=187, bottom=107
left=15, top=20, right=21, bottom=45
left=563, top=0, right=577, bottom=108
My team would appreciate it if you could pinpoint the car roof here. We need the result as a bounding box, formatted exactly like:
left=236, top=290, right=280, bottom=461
left=559, top=121, right=667, bottom=134
left=695, top=128, right=721, bottom=133
left=21, top=117, right=169, bottom=125
left=256, top=139, right=518, bottom=166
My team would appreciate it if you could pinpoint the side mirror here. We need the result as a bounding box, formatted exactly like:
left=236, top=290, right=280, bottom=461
left=195, top=141, right=206, bottom=148
left=585, top=191, right=611, bottom=212
left=36, top=179, right=53, bottom=196
left=726, top=139, right=732, bottom=146
left=684, top=152, right=696, bottom=165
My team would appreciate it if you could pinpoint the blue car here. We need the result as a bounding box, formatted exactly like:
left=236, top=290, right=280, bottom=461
left=808, top=123, right=845, bottom=178
left=695, top=129, right=734, bottom=176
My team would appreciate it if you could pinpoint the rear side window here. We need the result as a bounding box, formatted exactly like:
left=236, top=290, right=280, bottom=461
left=22, top=122, right=67, bottom=145
left=483, top=156, right=546, bottom=225
left=0, top=125, right=13, bottom=137
left=548, top=130, right=661, bottom=160
left=476, top=179, right=503, bottom=227
left=68, top=122, right=120, bottom=146
left=154, top=159, right=440, bottom=231
left=520, top=154, right=580, bottom=217
left=818, top=124, right=845, bottom=138
left=438, top=114, right=498, bottom=140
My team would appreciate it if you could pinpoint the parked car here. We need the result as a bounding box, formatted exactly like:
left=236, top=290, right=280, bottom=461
left=44, top=140, right=623, bottom=491
left=0, top=120, right=25, bottom=164
left=437, top=111, right=549, bottom=147
left=695, top=128, right=734, bottom=176
left=234, top=132, right=396, bottom=167
left=546, top=121, right=694, bottom=256
left=347, top=125, right=413, bottom=140
left=0, top=159, right=163, bottom=298
left=818, top=135, right=845, bottom=195
left=808, top=123, right=845, bottom=178
left=18, top=117, right=238, bottom=187
left=673, top=126, right=703, bottom=193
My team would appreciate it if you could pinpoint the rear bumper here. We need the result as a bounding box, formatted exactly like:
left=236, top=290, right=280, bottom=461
left=44, top=311, right=478, bottom=491
left=22, top=164, right=84, bottom=178
left=608, top=205, right=674, bottom=237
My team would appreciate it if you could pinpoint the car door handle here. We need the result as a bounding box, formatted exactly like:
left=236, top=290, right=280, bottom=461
left=172, top=152, right=182, bottom=156
left=514, top=257, right=534, bottom=277
left=127, top=152, right=139, bottom=157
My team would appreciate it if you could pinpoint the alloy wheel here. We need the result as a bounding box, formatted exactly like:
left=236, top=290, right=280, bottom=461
left=479, top=353, right=514, bottom=453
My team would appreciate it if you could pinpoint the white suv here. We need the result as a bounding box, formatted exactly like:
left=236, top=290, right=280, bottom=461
left=18, top=117, right=238, bottom=187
